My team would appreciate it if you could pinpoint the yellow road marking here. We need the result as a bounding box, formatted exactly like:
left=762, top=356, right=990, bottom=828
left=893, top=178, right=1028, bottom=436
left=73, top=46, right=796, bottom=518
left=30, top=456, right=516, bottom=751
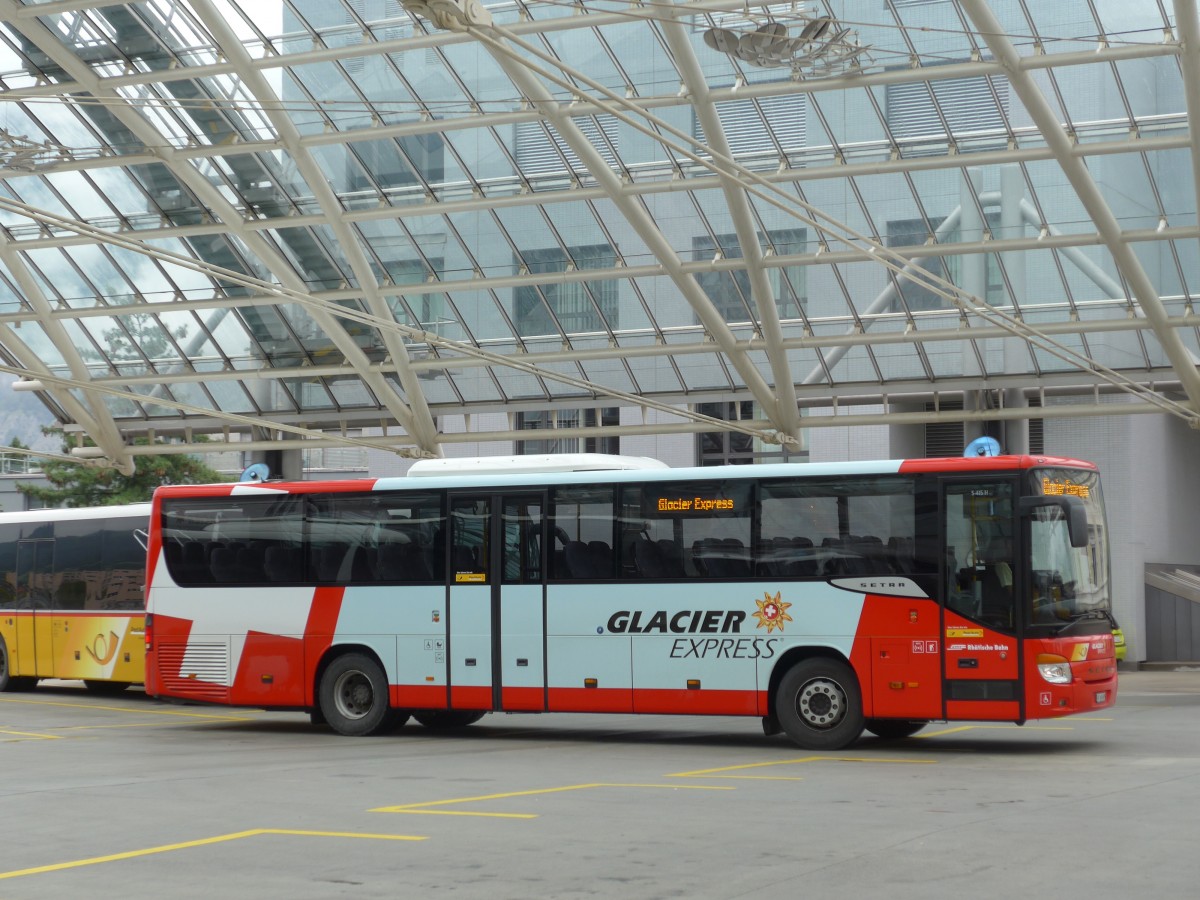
left=0, top=696, right=254, bottom=722
left=668, top=756, right=936, bottom=778
left=916, top=725, right=978, bottom=738
left=0, top=829, right=426, bottom=881
left=373, top=782, right=732, bottom=818
left=976, top=724, right=1075, bottom=731
left=0, top=728, right=62, bottom=740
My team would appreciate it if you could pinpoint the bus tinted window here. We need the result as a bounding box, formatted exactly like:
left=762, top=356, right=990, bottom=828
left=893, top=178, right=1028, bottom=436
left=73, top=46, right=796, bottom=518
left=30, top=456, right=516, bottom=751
left=53, top=519, right=100, bottom=610
left=372, top=493, right=443, bottom=584
left=760, top=477, right=918, bottom=578
left=550, top=487, right=615, bottom=580
left=624, top=480, right=752, bottom=580
left=161, top=496, right=305, bottom=586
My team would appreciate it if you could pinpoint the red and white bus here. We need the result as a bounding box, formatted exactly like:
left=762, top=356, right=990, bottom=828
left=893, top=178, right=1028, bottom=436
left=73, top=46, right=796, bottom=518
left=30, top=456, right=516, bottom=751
left=143, top=454, right=1117, bottom=749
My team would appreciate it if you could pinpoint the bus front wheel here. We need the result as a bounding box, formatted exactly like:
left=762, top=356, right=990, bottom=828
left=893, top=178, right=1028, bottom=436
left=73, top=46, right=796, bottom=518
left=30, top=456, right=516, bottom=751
left=318, top=653, right=395, bottom=737
left=775, top=658, right=864, bottom=751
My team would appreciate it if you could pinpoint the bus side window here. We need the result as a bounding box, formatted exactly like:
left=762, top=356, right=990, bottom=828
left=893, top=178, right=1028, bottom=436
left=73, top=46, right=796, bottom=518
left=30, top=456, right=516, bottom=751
left=450, top=499, right=489, bottom=583
left=550, top=486, right=615, bottom=580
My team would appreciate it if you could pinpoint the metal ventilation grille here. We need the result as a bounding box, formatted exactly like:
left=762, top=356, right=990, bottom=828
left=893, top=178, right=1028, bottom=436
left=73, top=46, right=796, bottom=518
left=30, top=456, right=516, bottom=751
left=699, top=93, right=807, bottom=157
left=515, top=116, right=621, bottom=175
left=925, top=402, right=965, bottom=457
left=1028, top=396, right=1045, bottom=455
left=157, top=643, right=231, bottom=701
left=886, top=72, right=1010, bottom=139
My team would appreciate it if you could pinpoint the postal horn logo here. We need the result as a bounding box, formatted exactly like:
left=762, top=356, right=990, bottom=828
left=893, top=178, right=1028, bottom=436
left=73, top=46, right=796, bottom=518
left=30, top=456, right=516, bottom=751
left=752, top=591, right=792, bottom=634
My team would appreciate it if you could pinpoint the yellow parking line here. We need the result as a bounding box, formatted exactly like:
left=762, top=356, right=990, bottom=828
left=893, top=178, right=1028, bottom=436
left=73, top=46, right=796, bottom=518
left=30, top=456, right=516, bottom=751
left=0, top=696, right=254, bottom=722
left=668, top=756, right=936, bottom=778
left=915, top=725, right=978, bottom=738
left=373, top=782, right=732, bottom=818
left=0, top=727, right=62, bottom=740
left=0, top=829, right=426, bottom=881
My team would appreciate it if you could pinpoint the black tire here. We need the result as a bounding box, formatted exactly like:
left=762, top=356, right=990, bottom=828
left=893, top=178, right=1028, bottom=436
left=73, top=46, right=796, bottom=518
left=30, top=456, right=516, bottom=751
left=0, top=638, right=36, bottom=692
left=413, top=710, right=486, bottom=730
left=84, top=680, right=130, bottom=696
left=318, top=653, right=394, bottom=736
left=775, top=657, right=865, bottom=751
left=864, top=719, right=927, bottom=740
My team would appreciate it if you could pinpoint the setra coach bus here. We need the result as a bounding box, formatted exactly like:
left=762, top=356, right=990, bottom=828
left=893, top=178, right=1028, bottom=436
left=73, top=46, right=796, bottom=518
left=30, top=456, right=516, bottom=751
left=0, top=504, right=150, bottom=693
left=143, top=454, right=1117, bottom=750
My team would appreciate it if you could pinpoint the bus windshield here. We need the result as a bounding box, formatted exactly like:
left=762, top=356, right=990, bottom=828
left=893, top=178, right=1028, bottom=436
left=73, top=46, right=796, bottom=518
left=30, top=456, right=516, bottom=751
left=1029, top=468, right=1111, bottom=627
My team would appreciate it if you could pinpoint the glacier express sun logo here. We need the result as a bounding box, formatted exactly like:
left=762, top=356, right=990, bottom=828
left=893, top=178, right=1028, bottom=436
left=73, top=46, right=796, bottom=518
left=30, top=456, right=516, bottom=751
left=752, top=592, right=792, bottom=633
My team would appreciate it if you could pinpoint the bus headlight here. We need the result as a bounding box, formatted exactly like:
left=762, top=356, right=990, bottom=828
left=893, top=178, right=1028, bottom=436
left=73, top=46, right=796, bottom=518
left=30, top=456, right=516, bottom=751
left=1037, top=653, right=1073, bottom=685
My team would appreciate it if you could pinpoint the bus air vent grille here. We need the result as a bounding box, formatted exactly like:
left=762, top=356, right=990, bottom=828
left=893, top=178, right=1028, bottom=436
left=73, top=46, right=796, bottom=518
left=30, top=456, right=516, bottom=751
left=158, top=642, right=231, bottom=701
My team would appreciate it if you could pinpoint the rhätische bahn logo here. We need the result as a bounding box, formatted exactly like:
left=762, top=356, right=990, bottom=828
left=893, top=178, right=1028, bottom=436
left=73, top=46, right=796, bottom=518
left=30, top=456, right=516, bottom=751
left=752, top=591, right=792, bottom=633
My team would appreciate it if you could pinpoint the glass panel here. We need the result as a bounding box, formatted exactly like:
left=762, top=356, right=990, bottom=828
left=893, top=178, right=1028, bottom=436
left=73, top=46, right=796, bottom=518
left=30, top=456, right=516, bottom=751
left=160, top=496, right=305, bottom=587
left=551, top=485, right=616, bottom=580
left=502, top=497, right=542, bottom=585
left=373, top=491, right=445, bottom=584
left=450, top=498, right=489, bottom=583
left=1030, top=468, right=1110, bottom=622
left=944, top=480, right=1015, bottom=631
left=621, top=480, right=752, bottom=580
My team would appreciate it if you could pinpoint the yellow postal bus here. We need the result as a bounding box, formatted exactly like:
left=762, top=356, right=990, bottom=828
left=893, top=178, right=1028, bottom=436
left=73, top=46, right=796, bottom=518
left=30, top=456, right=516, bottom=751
left=0, top=504, right=150, bottom=694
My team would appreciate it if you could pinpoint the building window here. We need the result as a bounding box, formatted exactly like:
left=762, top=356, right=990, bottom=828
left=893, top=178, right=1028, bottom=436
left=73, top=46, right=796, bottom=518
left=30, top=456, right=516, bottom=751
left=697, top=401, right=805, bottom=465
left=887, top=215, right=1004, bottom=310
left=693, top=228, right=807, bottom=324
left=514, top=244, right=618, bottom=338
left=517, top=408, right=619, bottom=455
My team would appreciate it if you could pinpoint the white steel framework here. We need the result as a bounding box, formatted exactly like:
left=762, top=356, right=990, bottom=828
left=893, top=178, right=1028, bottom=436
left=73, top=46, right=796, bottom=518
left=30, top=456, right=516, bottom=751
left=0, top=0, right=1196, bottom=471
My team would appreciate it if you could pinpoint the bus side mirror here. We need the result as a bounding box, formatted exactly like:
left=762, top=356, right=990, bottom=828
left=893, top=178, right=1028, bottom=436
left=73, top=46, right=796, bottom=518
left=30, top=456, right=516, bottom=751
left=1019, top=495, right=1088, bottom=548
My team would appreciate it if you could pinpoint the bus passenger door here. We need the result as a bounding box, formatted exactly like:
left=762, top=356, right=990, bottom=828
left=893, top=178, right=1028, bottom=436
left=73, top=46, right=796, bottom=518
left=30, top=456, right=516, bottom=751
left=447, top=495, right=546, bottom=712
left=15, top=540, right=53, bottom=678
left=941, top=479, right=1021, bottom=721
left=448, top=498, right=493, bottom=710
left=495, top=496, right=545, bottom=711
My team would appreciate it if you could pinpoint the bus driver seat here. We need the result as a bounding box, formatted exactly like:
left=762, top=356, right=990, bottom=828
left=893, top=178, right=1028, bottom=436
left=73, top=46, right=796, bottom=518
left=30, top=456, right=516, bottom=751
left=979, top=537, right=1014, bottom=629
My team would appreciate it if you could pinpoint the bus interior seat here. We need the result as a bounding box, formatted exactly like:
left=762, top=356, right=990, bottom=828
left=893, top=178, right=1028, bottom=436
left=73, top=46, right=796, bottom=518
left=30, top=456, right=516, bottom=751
left=210, top=547, right=257, bottom=583
left=632, top=537, right=683, bottom=579
left=564, top=541, right=593, bottom=578
left=311, top=547, right=344, bottom=582
left=587, top=541, right=613, bottom=578
left=888, top=536, right=915, bottom=574
left=178, top=541, right=212, bottom=583
left=693, top=538, right=750, bottom=579
left=376, top=542, right=432, bottom=582
left=264, top=546, right=301, bottom=582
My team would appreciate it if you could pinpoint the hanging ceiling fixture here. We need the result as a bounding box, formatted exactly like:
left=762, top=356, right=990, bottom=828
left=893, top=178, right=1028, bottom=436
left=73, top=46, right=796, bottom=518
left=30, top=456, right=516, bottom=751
left=702, top=15, right=870, bottom=76
left=0, top=128, right=77, bottom=171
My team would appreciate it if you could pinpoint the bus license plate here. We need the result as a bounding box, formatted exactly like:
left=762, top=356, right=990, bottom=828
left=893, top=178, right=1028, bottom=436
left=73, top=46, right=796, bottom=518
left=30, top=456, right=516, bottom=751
left=1095, top=691, right=1107, bottom=704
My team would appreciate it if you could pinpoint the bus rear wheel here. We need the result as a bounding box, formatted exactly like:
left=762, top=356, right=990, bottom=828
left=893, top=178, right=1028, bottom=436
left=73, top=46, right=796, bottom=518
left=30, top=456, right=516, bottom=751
left=319, top=653, right=395, bottom=736
left=0, top=638, right=36, bottom=692
left=413, top=710, right=486, bottom=730
left=775, top=658, right=864, bottom=751
left=865, top=719, right=927, bottom=740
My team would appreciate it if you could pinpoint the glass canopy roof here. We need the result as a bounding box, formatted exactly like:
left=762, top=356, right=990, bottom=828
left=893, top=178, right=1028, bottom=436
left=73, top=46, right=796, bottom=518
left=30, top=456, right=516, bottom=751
left=0, top=0, right=1198, bottom=472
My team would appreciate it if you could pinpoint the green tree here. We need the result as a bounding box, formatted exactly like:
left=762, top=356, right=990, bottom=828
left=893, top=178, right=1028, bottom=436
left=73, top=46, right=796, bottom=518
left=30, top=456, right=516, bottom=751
left=18, top=429, right=229, bottom=507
